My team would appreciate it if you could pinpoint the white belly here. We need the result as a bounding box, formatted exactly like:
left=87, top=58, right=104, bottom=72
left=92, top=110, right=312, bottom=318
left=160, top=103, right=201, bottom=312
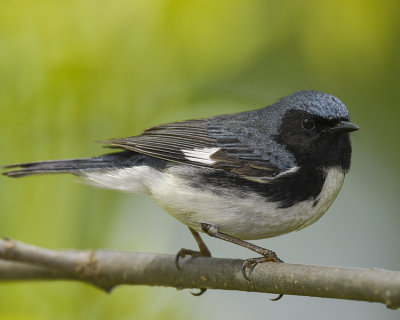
left=149, top=166, right=345, bottom=240
left=83, top=165, right=345, bottom=240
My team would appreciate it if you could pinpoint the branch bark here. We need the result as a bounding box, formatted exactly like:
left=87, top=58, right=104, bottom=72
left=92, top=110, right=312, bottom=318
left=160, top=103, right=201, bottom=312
left=0, top=238, right=399, bottom=309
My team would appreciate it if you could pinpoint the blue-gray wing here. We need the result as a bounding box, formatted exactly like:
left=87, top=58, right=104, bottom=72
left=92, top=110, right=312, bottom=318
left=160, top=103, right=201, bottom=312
left=101, top=118, right=281, bottom=179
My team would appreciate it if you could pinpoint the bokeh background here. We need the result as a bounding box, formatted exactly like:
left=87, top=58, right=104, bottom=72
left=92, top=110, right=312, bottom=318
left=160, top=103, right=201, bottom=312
left=0, top=0, right=399, bottom=319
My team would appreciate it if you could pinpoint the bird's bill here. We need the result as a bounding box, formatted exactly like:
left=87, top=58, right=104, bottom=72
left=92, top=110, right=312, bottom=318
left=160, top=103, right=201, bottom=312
left=329, top=120, right=359, bottom=133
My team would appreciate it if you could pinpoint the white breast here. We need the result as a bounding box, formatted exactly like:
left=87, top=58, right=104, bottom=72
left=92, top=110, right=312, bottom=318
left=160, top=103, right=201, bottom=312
left=294, top=167, right=345, bottom=231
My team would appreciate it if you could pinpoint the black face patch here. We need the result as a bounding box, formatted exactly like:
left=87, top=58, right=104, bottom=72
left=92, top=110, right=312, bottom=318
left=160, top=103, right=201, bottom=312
left=274, top=109, right=352, bottom=172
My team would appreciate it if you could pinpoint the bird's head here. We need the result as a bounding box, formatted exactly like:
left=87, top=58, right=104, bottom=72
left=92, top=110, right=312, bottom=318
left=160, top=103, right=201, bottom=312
left=272, top=91, right=359, bottom=171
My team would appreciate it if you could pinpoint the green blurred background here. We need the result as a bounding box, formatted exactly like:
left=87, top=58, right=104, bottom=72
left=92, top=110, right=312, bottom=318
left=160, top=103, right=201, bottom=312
left=0, top=0, right=399, bottom=319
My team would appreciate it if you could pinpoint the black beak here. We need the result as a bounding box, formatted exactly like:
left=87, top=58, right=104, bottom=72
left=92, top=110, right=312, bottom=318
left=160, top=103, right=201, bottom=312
left=330, top=120, right=359, bottom=134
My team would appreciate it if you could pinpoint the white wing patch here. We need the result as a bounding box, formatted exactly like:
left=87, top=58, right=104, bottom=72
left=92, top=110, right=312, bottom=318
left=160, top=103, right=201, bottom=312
left=182, top=147, right=220, bottom=165
left=274, top=166, right=300, bottom=178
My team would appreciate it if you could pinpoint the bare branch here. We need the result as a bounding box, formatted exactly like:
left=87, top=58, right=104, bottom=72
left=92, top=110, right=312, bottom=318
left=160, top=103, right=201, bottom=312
left=0, top=238, right=399, bottom=309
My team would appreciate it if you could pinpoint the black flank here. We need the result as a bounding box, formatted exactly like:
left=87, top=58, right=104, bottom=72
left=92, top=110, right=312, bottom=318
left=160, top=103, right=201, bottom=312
left=189, top=166, right=326, bottom=209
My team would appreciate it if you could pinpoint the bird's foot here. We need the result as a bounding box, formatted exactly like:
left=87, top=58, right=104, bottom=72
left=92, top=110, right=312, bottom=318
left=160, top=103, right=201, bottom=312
left=175, top=228, right=212, bottom=297
left=241, top=250, right=284, bottom=301
left=241, top=249, right=283, bottom=280
left=175, top=247, right=211, bottom=297
left=175, top=248, right=211, bottom=270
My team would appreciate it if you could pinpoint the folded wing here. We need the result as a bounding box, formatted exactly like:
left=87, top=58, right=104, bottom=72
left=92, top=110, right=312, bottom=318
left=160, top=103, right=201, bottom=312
left=101, top=119, right=280, bottom=181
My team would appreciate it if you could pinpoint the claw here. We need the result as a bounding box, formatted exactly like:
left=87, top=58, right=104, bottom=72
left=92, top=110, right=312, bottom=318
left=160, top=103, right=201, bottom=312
left=241, top=259, right=257, bottom=281
left=242, top=257, right=272, bottom=281
left=175, top=248, right=209, bottom=270
left=270, top=294, right=283, bottom=301
left=190, top=288, right=207, bottom=296
left=175, top=249, right=186, bottom=270
left=241, top=262, right=250, bottom=281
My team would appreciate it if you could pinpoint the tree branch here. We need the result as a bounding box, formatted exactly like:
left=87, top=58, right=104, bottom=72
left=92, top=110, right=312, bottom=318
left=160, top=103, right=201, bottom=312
left=0, top=238, right=399, bottom=309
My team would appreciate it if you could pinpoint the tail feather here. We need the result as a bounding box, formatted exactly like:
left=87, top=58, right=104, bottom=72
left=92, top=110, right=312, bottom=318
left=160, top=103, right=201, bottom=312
left=2, top=151, right=152, bottom=178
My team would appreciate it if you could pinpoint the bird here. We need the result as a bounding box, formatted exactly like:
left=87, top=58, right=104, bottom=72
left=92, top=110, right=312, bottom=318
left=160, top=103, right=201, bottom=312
left=2, top=90, right=358, bottom=287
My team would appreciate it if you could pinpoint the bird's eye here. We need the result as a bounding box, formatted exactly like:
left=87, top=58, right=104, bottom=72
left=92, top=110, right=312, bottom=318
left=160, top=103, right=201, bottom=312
left=302, top=118, right=315, bottom=130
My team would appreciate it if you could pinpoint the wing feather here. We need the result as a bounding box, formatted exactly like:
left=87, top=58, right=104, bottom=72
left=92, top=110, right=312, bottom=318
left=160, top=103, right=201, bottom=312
left=101, top=118, right=281, bottom=180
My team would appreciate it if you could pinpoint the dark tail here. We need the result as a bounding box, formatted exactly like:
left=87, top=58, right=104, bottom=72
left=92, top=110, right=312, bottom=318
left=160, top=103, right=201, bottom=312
left=2, top=151, right=157, bottom=178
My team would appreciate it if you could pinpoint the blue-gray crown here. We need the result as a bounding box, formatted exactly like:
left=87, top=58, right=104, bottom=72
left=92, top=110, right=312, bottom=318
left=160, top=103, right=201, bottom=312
left=278, top=90, right=350, bottom=120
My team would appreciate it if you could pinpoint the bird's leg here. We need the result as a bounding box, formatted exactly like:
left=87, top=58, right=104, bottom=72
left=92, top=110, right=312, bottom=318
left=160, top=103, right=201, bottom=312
left=175, top=228, right=212, bottom=269
left=201, top=223, right=283, bottom=281
left=175, top=227, right=212, bottom=296
left=189, top=227, right=212, bottom=258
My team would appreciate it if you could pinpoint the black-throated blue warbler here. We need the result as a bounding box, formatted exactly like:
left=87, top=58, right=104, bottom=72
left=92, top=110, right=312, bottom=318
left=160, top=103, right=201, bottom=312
left=2, top=90, right=358, bottom=285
